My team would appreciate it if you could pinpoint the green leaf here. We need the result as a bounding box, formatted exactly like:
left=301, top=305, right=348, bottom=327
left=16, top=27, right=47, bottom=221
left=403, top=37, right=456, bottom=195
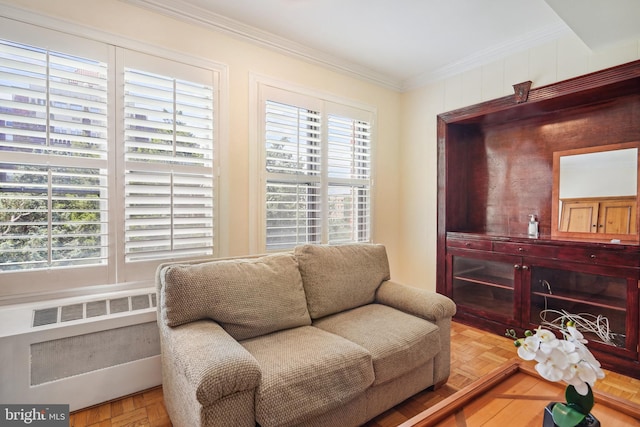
left=552, top=403, right=586, bottom=427
left=565, top=384, right=595, bottom=414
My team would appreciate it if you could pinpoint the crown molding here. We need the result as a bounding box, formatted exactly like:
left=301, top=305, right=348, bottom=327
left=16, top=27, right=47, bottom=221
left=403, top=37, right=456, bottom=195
left=123, top=0, right=404, bottom=91
left=126, top=0, right=572, bottom=93
left=0, top=0, right=228, bottom=73
left=401, top=22, right=573, bottom=91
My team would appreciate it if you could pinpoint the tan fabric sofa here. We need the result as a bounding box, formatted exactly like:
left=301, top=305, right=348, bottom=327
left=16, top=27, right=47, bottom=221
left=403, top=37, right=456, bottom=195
left=156, top=244, right=456, bottom=427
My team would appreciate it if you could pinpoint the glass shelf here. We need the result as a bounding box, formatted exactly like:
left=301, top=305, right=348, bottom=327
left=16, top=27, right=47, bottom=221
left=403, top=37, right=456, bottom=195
left=452, top=257, right=514, bottom=288
left=530, top=267, right=628, bottom=348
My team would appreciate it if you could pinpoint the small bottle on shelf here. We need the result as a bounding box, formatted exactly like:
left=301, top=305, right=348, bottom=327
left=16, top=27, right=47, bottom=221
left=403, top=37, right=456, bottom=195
left=528, top=214, right=539, bottom=238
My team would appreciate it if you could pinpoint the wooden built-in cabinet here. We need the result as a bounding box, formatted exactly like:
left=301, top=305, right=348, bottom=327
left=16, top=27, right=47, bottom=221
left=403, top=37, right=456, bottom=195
left=437, top=60, right=640, bottom=378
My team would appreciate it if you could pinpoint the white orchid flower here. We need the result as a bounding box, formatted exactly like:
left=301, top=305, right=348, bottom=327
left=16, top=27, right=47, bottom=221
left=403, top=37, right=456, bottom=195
left=577, top=344, right=604, bottom=371
left=564, top=325, right=587, bottom=344
left=564, top=371, right=590, bottom=395
left=511, top=320, right=605, bottom=402
left=535, top=328, right=560, bottom=354
left=517, top=335, right=540, bottom=360
left=535, top=347, right=569, bottom=382
left=559, top=338, right=577, bottom=355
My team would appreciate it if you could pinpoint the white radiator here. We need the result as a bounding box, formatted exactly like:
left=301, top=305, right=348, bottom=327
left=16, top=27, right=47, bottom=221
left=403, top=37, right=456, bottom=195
left=0, top=289, right=162, bottom=412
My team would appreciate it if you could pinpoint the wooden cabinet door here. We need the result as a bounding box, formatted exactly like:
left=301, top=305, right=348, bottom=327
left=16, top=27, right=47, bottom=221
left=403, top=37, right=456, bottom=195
left=525, top=257, right=639, bottom=361
left=599, top=198, right=637, bottom=234
left=446, top=248, right=523, bottom=328
left=560, top=200, right=599, bottom=232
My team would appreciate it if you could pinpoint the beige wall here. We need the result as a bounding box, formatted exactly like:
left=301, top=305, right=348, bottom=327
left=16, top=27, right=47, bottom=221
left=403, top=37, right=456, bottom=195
left=3, top=0, right=404, bottom=275
left=397, top=34, right=640, bottom=290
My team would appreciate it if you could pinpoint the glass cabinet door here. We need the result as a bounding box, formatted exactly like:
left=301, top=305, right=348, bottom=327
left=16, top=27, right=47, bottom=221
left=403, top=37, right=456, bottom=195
left=451, top=253, right=518, bottom=323
left=529, top=266, right=630, bottom=350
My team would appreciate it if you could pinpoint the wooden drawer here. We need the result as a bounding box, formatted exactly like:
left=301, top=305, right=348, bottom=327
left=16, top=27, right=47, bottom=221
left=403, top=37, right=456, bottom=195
left=493, top=242, right=557, bottom=258
left=447, top=238, right=492, bottom=251
left=555, top=247, right=640, bottom=268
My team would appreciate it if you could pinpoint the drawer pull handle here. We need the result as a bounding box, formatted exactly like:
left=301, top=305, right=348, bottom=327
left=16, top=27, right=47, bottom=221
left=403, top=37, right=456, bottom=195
left=590, top=254, right=596, bottom=259
left=518, top=247, right=524, bottom=252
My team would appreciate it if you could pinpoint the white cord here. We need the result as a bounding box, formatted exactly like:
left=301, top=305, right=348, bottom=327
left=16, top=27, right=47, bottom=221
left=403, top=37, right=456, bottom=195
left=536, top=280, right=618, bottom=345
left=539, top=308, right=615, bottom=345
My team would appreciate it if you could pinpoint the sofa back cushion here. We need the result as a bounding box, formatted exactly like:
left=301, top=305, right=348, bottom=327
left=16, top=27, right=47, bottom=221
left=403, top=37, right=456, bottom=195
left=160, top=253, right=311, bottom=340
left=294, top=244, right=390, bottom=319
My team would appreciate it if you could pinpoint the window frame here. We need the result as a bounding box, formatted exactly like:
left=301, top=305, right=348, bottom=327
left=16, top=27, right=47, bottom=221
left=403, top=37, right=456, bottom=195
left=0, top=15, right=225, bottom=300
left=250, top=76, right=376, bottom=253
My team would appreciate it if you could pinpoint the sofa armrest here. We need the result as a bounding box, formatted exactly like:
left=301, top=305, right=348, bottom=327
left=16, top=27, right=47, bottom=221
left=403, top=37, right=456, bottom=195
left=162, top=320, right=261, bottom=406
left=375, top=280, right=456, bottom=322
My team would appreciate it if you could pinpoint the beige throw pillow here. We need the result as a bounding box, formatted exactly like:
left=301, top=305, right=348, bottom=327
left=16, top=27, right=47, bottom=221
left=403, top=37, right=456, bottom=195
left=161, top=253, right=311, bottom=340
left=294, top=244, right=390, bottom=319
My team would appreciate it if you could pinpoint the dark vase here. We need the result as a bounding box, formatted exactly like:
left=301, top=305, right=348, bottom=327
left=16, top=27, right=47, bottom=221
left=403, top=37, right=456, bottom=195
left=543, top=403, right=600, bottom=427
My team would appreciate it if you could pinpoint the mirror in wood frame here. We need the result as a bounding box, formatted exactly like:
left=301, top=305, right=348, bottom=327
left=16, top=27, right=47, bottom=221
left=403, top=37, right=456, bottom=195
left=552, top=142, right=640, bottom=243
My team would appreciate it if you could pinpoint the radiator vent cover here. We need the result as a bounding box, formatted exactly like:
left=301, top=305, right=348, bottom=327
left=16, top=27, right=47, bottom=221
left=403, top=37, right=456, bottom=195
left=30, top=321, right=160, bottom=385
left=32, top=293, right=157, bottom=327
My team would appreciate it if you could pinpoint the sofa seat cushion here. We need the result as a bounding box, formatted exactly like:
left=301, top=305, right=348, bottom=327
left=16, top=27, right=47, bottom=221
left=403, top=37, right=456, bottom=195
left=160, top=253, right=311, bottom=340
left=240, top=326, right=374, bottom=427
left=313, top=304, right=440, bottom=386
left=295, top=244, right=391, bottom=319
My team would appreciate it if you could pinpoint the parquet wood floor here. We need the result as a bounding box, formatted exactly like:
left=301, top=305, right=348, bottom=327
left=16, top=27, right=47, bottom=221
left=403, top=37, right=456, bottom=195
left=69, top=321, right=640, bottom=427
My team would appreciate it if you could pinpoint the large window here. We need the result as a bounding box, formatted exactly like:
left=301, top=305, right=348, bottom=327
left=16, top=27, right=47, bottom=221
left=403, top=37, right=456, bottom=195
left=260, top=85, right=373, bottom=251
left=0, top=39, right=109, bottom=272
left=0, top=19, right=219, bottom=297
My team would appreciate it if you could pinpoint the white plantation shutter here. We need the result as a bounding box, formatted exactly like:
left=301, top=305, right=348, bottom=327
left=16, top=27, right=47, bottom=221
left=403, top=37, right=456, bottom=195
left=327, top=115, right=371, bottom=243
left=124, top=68, right=215, bottom=262
left=262, top=86, right=373, bottom=251
left=0, top=39, right=109, bottom=271
left=265, top=100, right=322, bottom=250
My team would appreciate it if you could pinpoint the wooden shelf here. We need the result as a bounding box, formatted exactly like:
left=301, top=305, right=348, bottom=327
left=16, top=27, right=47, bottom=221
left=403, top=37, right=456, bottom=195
left=453, top=273, right=513, bottom=290
left=531, top=291, right=626, bottom=312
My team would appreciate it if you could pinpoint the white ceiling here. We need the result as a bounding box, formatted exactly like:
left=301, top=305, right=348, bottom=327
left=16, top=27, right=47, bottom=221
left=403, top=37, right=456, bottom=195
left=126, top=0, right=640, bottom=91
